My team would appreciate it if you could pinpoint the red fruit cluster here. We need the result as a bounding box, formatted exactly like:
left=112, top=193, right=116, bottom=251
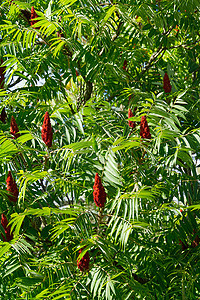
left=191, top=230, right=200, bottom=248
left=30, top=6, right=38, bottom=27
left=93, top=173, right=106, bottom=208
left=123, top=59, right=127, bottom=71
left=140, top=116, right=151, bottom=139
left=174, top=25, right=179, bottom=32
left=179, top=229, right=200, bottom=251
left=128, top=108, right=136, bottom=128
left=0, top=58, right=6, bottom=89
left=6, top=171, right=19, bottom=203
left=191, top=234, right=200, bottom=248
left=41, top=112, right=53, bottom=148
left=1, top=214, right=13, bottom=242
left=0, top=107, right=7, bottom=123
left=77, top=248, right=90, bottom=272
left=10, top=116, right=20, bottom=138
left=179, top=239, right=188, bottom=251
left=163, top=72, right=172, bottom=93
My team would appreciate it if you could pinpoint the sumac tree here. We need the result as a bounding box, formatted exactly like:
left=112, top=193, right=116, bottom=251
left=0, top=0, right=200, bottom=299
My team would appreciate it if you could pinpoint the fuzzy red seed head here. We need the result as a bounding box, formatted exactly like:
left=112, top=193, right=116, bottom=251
left=179, top=239, right=188, bottom=251
left=128, top=108, right=136, bottom=129
left=5, top=230, right=13, bottom=242
left=191, top=234, right=200, bottom=248
left=123, top=59, right=127, bottom=70
left=140, top=116, right=151, bottom=139
left=0, top=107, right=7, bottom=123
left=1, top=214, right=13, bottom=242
left=93, top=173, right=106, bottom=208
left=30, top=6, right=38, bottom=26
left=6, top=171, right=18, bottom=203
left=174, top=25, right=179, bottom=32
left=10, top=116, right=20, bottom=139
left=163, top=72, right=172, bottom=93
left=1, top=214, right=8, bottom=229
left=41, top=112, right=53, bottom=148
left=77, top=248, right=90, bottom=272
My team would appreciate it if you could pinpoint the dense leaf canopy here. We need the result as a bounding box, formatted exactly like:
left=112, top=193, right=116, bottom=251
left=0, top=0, right=200, bottom=298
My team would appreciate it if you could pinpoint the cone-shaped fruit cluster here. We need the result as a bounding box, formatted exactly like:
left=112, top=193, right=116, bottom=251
left=6, top=171, right=18, bottom=203
left=123, top=59, right=127, bottom=70
left=140, top=116, right=151, bottom=139
left=1, top=214, right=13, bottom=242
left=179, top=228, right=200, bottom=250
left=41, top=112, right=53, bottom=148
left=0, top=58, right=6, bottom=89
left=93, top=173, right=106, bottom=208
left=30, top=6, right=38, bottom=26
left=191, top=230, right=200, bottom=248
left=77, top=248, right=90, bottom=272
left=128, top=108, right=136, bottom=128
left=163, top=72, right=172, bottom=93
left=179, top=239, right=188, bottom=251
left=10, top=116, right=20, bottom=138
left=0, top=107, right=7, bottom=123
left=191, top=235, right=200, bottom=248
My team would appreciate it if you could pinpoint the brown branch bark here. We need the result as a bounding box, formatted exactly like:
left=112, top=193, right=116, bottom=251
left=139, top=46, right=166, bottom=77
left=138, top=27, right=174, bottom=77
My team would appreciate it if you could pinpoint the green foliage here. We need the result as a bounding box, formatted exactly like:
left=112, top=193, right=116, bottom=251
left=0, top=0, right=200, bottom=298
